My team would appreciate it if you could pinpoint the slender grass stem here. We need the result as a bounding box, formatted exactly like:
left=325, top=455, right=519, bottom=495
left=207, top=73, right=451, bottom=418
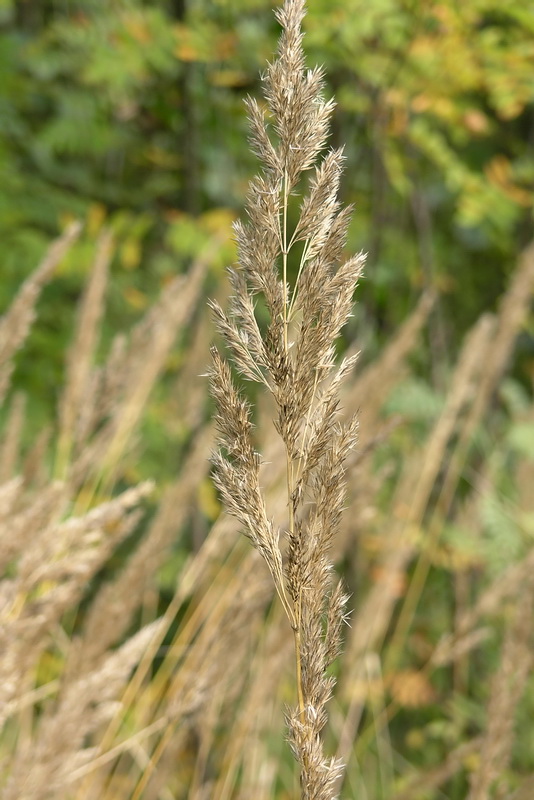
left=296, top=367, right=320, bottom=483
left=288, top=237, right=311, bottom=323
left=279, top=163, right=307, bottom=731
left=283, top=169, right=290, bottom=352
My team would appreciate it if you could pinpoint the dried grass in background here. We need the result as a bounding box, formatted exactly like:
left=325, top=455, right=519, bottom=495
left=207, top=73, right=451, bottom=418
left=1, top=1, right=534, bottom=799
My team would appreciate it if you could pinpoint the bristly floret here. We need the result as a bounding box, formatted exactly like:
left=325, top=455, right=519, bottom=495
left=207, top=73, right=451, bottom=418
left=209, top=2, right=365, bottom=797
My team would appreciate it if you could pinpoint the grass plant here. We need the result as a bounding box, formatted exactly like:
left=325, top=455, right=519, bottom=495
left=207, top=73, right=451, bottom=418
left=0, top=1, right=534, bottom=799
left=209, top=0, right=363, bottom=795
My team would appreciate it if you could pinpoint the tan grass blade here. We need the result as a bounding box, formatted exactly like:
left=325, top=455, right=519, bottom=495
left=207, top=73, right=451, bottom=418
left=467, top=576, right=534, bottom=800
left=391, top=737, right=484, bottom=800
left=2, top=620, right=163, bottom=800
left=0, top=392, right=26, bottom=483
left=0, top=221, right=82, bottom=406
left=69, top=241, right=212, bottom=496
left=0, top=481, right=153, bottom=729
left=55, top=229, right=113, bottom=477
left=71, top=424, right=213, bottom=675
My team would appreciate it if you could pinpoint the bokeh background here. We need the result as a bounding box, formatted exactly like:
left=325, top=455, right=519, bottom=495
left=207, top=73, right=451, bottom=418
left=1, top=1, right=534, bottom=799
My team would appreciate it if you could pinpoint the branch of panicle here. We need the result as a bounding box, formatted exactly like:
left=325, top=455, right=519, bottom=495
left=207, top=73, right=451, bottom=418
left=209, top=2, right=365, bottom=797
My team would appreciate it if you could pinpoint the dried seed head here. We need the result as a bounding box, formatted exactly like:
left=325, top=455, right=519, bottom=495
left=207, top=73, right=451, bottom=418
left=209, top=2, right=364, bottom=795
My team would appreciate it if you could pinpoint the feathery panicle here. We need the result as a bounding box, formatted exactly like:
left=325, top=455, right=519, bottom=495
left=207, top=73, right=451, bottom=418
left=56, top=228, right=113, bottom=475
left=467, top=576, right=534, bottom=800
left=73, top=426, right=213, bottom=674
left=0, top=222, right=81, bottom=405
left=66, top=243, right=211, bottom=492
left=0, top=481, right=154, bottom=728
left=2, top=620, right=163, bottom=800
left=209, top=1, right=363, bottom=794
left=0, top=392, right=26, bottom=483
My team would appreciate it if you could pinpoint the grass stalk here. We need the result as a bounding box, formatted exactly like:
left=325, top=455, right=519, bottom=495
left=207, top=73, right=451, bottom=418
left=209, top=2, right=363, bottom=795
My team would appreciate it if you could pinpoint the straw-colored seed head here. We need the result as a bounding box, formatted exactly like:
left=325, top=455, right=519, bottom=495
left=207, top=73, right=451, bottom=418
left=209, top=1, right=364, bottom=796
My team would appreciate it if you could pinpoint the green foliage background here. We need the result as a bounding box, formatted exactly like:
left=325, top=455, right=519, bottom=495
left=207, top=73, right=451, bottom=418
left=3, top=0, right=533, bottom=344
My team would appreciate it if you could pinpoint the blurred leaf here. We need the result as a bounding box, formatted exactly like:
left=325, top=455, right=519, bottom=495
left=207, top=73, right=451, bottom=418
left=507, top=422, right=534, bottom=459
left=198, top=478, right=221, bottom=522
left=385, top=378, right=443, bottom=422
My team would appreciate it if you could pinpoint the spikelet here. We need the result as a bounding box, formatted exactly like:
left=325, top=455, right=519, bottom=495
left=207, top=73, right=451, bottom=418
left=209, top=2, right=363, bottom=795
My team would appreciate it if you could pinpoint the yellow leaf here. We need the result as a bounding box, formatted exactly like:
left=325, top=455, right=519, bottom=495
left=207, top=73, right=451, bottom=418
left=87, top=203, right=106, bottom=237
left=485, top=155, right=533, bottom=206
left=123, top=287, right=148, bottom=309
left=124, top=14, right=152, bottom=44
left=463, top=109, right=490, bottom=135
left=201, top=207, right=236, bottom=236
left=371, top=566, right=407, bottom=598
left=389, top=669, right=436, bottom=708
left=36, top=650, right=64, bottom=684
left=405, top=728, right=426, bottom=749
left=197, top=478, right=220, bottom=521
left=175, top=42, right=199, bottom=62
left=120, top=238, right=141, bottom=270
left=173, top=23, right=210, bottom=63
left=463, top=752, right=481, bottom=772
left=209, top=69, right=250, bottom=88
